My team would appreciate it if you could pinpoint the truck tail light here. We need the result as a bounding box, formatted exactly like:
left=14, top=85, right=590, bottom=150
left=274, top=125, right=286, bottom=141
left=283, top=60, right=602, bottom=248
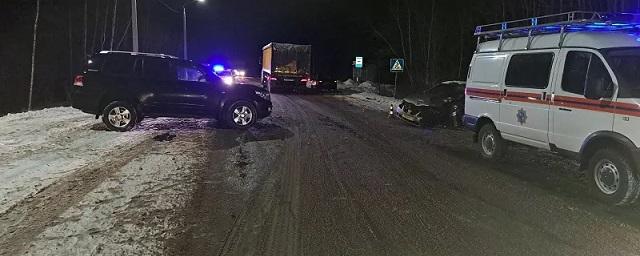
left=301, top=78, right=309, bottom=82
left=73, top=75, right=85, bottom=87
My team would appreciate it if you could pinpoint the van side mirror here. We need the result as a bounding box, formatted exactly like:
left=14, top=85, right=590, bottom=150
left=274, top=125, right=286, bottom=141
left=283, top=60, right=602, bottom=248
left=584, top=77, right=613, bottom=100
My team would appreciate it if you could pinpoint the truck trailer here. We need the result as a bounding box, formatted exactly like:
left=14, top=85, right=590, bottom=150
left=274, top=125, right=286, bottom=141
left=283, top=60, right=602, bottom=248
left=261, top=43, right=312, bottom=91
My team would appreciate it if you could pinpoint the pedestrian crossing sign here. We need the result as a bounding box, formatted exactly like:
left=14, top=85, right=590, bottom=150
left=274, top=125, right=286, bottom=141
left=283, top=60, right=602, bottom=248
left=390, top=58, right=405, bottom=72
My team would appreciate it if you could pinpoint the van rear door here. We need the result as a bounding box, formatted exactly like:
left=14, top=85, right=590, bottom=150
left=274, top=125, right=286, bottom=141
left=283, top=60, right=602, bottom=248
left=499, top=51, right=556, bottom=148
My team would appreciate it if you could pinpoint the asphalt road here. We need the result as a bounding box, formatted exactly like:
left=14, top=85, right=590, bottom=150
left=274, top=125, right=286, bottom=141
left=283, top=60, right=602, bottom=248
left=169, top=93, right=640, bottom=256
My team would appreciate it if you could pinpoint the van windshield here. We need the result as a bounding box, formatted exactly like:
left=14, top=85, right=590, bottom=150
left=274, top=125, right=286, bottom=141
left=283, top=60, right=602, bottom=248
left=603, top=48, right=640, bottom=98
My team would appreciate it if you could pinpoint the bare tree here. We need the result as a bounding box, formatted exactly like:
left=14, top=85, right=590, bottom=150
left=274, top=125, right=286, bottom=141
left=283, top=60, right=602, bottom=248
left=28, top=0, right=41, bottom=111
left=84, top=0, right=88, bottom=61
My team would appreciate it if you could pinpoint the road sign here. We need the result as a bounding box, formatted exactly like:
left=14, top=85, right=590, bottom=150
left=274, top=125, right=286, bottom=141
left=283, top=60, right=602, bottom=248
left=355, top=57, right=364, bottom=69
left=390, top=58, right=405, bottom=72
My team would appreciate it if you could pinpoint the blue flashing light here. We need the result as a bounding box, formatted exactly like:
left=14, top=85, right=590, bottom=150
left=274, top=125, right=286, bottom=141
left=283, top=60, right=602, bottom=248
left=213, top=65, right=225, bottom=73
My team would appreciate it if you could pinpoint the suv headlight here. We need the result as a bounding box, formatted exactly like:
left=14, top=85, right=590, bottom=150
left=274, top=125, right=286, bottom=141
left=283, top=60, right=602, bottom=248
left=255, top=91, right=270, bottom=100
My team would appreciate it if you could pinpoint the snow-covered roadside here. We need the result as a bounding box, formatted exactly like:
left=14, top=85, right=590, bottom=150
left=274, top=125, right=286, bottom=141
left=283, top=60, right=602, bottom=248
left=335, top=80, right=402, bottom=113
left=24, top=129, right=209, bottom=255
left=336, top=92, right=402, bottom=113
left=0, top=107, right=154, bottom=215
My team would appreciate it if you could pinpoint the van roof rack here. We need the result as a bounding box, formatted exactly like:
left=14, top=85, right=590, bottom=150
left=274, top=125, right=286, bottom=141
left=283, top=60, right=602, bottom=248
left=475, top=11, right=640, bottom=51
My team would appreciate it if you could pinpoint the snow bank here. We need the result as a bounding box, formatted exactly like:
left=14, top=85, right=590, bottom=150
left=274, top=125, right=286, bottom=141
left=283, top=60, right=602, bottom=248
left=0, top=107, right=153, bottom=215
left=337, top=79, right=357, bottom=90
left=338, top=92, right=402, bottom=113
left=337, top=80, right=396, bottom=96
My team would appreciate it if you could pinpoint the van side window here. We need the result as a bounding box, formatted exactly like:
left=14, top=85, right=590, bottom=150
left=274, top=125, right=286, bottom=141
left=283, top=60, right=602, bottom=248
left=505, top=53, right=554, bottom=89
left=469, top=55, right=506, bottom=84
left=562, top=51, right=612, bottom=96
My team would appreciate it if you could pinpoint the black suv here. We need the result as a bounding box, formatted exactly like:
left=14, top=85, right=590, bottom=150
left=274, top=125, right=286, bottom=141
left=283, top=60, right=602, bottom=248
left=72, top=51, right=272, bottom=131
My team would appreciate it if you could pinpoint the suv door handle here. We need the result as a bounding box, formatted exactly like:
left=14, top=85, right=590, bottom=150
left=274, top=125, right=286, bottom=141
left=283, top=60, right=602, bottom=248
left=559, top=107, right=572, bottom=112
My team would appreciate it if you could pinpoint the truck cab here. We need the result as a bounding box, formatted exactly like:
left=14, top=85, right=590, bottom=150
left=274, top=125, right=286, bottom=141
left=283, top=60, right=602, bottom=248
left=464, top=12, right=640, bottom=205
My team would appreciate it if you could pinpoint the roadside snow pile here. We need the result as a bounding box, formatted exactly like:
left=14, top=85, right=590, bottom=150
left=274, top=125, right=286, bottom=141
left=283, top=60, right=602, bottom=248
left=0, top=107, right=153, bottom=215
left=337, top=79, right=383, bottom=94
left=357, top=81, right=378, bottom=93
left=337, top=80, right=397, bottom=96
left=337, top=79, right=357, bottom=90
left=339, top=92, right=402, bottom=113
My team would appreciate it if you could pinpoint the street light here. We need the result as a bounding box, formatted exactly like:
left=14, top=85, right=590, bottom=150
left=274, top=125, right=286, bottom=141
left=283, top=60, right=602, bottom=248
left=183, top=0, right=205, bottom=59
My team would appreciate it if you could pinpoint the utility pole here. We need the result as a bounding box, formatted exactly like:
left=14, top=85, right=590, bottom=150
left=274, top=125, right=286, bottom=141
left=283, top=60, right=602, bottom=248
left=110, top=0, right=118, bottom=50
left=131, top=0, right=139, bottom=52
left=183, top=6, right=188, bottom=59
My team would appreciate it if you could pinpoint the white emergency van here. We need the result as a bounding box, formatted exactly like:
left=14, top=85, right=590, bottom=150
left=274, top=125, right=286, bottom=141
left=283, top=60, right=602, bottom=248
left=464, top=12, right=640, bottom=205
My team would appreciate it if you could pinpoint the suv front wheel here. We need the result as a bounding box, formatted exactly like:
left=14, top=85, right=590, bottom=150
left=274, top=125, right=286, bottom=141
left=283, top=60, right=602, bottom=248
left=224, top=100, right=257, bottom=129
left=588, top=148, right=640, bottom=206
left=102, top=101, right=138, bottom=132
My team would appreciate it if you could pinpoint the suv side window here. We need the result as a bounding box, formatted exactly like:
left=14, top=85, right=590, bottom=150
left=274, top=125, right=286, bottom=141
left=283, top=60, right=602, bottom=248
left=143, top=58, right=175, bottom=81
left=103, top=55, right=136, bottom=75
left=176, top=63, right=205, bottom=82
left=505, top=53, right=554, bottom=89
left=562, top=51, right=612, bottom=96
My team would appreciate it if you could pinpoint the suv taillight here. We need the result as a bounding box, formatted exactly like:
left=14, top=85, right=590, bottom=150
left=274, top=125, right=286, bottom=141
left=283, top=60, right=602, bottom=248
left=73, top=75, right=85, bottom=87
left=269, top=76, right=278, bottom=81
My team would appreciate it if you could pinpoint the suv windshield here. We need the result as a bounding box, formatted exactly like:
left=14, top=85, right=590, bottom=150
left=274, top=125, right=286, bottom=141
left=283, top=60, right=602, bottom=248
left=603, top=48, right=640, bottom=98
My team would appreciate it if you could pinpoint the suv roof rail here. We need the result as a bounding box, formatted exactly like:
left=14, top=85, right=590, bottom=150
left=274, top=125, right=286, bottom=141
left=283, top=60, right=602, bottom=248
left=475, top=11, right=640, bottom=51
left=98, top=50, right=179, bottom=59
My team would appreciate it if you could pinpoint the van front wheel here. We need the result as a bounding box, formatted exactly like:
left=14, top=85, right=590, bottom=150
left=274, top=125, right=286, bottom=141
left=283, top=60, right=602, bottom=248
left=478, top=124, right=505, bottom=160
left=588, top=149, right=640, bottom=206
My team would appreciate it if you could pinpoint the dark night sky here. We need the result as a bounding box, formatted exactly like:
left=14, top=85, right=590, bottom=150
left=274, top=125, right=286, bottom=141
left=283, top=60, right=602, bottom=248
left=183, top=0, right=375, bottom=78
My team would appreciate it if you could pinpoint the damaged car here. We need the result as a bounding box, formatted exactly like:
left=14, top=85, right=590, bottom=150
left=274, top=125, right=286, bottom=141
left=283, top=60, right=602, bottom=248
left=397, top=81, right=466, bottom=128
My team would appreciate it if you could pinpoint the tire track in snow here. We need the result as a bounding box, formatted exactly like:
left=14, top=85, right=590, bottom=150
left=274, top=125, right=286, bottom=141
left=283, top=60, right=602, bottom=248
left=0, top=139, right=154, bottom=256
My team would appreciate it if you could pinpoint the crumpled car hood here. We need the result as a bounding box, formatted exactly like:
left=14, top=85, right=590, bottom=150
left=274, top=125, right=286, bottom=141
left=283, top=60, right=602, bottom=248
left=403, top=95, right=433, bottom=107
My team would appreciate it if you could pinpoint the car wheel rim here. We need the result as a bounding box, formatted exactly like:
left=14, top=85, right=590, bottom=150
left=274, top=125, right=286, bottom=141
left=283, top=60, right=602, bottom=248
left=233, top=105, right=253, bottom=126
left=594, top=159, right=620, bottom=195
left=108, top=107, right=132, bottom=128
left=482, top=133, right=496, bottom=156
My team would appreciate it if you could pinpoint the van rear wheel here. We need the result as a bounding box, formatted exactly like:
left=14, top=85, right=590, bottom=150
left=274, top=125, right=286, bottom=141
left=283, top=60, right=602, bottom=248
left=588, top=148, right=640, bottom=206
left=478, top=124, right=505, bottom=160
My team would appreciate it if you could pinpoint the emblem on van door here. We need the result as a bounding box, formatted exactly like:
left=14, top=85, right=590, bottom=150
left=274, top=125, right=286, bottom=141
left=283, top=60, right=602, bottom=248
left=517, top=108, right=528, bottom=125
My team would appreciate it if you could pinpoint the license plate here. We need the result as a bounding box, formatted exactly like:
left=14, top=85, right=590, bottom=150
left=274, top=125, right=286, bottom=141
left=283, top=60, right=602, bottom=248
left=284, top=79, right=295, bottom=82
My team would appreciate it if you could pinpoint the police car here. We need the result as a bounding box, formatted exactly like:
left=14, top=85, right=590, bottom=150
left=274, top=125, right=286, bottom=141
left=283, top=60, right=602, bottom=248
left=464, top=12, right=640, bottom=205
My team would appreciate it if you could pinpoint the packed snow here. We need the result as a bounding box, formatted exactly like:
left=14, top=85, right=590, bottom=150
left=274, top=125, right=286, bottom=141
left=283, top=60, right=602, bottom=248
left=25, top=130, right=208, bottom=255
left=0, top=107, right=153, bottom=215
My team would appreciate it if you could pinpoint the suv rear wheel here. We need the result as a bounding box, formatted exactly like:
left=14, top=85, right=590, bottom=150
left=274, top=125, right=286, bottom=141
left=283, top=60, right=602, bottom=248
left=588, top=148, right=640, bottom=206
left=478, top=123, right=506, bottom=160
left=224, top=100, right=257, bottom=129
left=102, top=101, right=138, bottom=132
